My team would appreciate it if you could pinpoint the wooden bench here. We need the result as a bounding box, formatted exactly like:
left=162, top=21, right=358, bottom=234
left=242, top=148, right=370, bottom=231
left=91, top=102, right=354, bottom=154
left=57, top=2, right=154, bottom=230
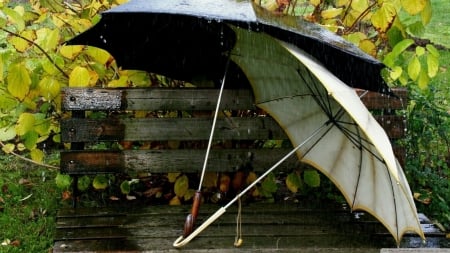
left=53, top=86, right=445, bottom=252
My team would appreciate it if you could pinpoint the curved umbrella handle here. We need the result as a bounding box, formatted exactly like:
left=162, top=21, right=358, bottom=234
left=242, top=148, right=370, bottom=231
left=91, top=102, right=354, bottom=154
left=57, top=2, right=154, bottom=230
left=173, top=207, right=227, bottom=248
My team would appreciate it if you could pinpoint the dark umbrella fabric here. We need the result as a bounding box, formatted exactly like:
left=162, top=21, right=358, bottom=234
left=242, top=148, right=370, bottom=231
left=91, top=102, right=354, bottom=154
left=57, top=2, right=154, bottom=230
left=67, top=0, right=391, bottom=94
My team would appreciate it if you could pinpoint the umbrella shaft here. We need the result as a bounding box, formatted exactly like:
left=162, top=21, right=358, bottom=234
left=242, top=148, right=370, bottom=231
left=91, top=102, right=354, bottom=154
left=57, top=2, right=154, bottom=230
left=198, top=60, right=230, bottom=191
left=224, top=122, right=330, bottom=209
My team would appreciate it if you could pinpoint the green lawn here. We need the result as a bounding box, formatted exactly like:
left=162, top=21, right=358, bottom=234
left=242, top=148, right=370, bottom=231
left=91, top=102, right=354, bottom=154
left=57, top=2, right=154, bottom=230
left=423, top=0, right=450, bottom=48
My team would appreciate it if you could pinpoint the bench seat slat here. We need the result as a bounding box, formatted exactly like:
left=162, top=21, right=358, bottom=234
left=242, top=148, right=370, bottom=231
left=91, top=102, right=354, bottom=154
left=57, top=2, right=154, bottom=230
left=60, top=148, right=298, bottom=174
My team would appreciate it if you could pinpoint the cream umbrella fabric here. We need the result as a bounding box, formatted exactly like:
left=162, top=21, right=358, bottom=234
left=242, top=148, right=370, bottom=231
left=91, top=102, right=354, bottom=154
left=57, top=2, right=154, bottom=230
left=230, top=27, right=425, bottom=244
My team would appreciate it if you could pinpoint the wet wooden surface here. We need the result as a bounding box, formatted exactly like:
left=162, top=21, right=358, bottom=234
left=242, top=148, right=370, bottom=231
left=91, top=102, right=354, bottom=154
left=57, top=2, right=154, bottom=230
left=53, top=203, right=447, bottom=253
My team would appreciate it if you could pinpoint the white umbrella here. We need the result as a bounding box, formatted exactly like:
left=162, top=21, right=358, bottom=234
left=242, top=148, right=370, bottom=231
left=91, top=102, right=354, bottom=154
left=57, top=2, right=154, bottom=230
left=173, top=29, right=425, bottom=247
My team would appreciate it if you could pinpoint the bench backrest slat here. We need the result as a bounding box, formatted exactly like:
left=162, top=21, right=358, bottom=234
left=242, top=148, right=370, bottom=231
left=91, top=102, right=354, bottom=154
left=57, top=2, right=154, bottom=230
left=60, top=87, right=407, bottom=176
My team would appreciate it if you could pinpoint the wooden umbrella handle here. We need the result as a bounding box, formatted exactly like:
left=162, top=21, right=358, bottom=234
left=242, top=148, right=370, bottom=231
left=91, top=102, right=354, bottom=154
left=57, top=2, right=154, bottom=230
left=183, top=191, right=202, bottom=237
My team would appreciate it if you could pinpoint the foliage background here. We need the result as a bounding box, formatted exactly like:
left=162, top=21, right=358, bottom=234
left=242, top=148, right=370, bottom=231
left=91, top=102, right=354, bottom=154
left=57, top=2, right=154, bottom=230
left=0, top=0, right=448, bottom=251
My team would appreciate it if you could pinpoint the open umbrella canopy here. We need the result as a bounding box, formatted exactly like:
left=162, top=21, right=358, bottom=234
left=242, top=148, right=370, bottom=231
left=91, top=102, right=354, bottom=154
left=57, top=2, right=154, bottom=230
left=67, top=0, right=391, bottom=94
left=67, top=0, right=425, bottom=246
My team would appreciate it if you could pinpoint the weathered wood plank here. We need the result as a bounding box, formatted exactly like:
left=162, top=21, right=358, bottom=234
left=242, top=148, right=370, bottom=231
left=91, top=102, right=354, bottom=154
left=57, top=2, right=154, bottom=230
left=62, top=88, right=255, bottom=111
left=61, top=117, right=287, bottom=142
left=357, top=88, right=407, bottom=110
left=54, top=204, right=441, bottom=253
left=60, top=148, right=298, bottom=174
left=374, top=115, right=406, bottom=139
left=53, top=238, right=382, bottom=253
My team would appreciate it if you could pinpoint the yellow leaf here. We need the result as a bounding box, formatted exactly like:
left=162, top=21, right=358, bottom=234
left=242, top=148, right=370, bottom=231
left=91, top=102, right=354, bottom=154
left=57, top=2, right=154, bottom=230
left=421, top=0, right=431, bottom=25
left=418, top=70, right=429, bottom=90
left=260, top=0, right=279, bottom=11
left=85, top=46, right=113, bottom=65
left=7, top=63, right=31, bottom=100
left=401, top=0, right=427, bottom=15
left=0, top=55, right=3, bottom=83
left=169, top=196, right=181, bottom=205
left=321, top=8, right=343, bottom=19
left=15, top=112, right=35, bottom=136
left=427, top=53, right=439, bottom=78
left=344, top=32, right=367, bottom=46
left=30, top=148, right=44, bottom=163
left=1, top=143, right=15, bottom=154
left=359, top=39, right=376, bottom=57
left=174, top=175, right=189, bottom=197
left=407, top=56, right=421, bottom=81
left=202, top=172, right=218, bottom=188
left=36, top=28, right=60, bottom=51
left=371, top=2, right=396, bottom=32
left=286, top=172, right=302, bottom=193
left=3, top=7, right=25, bottom=31
left=59, top=45, right=84, bottom=59
left=107, top=76, right=128, bottom=88
left=336, top=0, right=350, bottom=7
left=167, top=172, right=180, bottom=183
left=39, top=77, right=61, bottom=100
left=69, top=66, right=91, bottom=87
left=183, top=189, right=196, bottom=201
left=8, top=30, right=36, bottom=52
left=390, top=66, right=403, bottom=80
left=309, top=0, right=321, bottom=7
left=246, top=171, right=257, bottom=185
left=92, top=175, right=108, bottom=190
left=350, top=0, right=369, bottom=13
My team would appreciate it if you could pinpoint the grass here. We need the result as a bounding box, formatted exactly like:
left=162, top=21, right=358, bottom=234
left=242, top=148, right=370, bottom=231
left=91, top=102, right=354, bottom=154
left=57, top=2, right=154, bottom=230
left=422, top=0, right=450, bottom=49
left=0, top=155, right=61, bottom=253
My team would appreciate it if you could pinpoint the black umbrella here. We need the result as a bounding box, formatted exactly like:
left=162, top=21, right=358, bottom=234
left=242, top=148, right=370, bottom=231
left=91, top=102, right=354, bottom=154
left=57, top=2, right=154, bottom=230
left=67, top=0, right=391, bottom=94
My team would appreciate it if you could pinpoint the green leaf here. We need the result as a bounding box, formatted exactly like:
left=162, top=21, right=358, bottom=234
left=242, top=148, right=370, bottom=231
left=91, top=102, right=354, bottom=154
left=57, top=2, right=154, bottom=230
left=401, top=0, right=427, bottom=15
left=303, top=169, right=320, bottom=187
left=415, top=46, right=425, bottom=56
left=392, top=39, right=414, bottom=56
left=34, top=113, right=50, bottom=136
left=286, top=172, right=302, bottom=193
left=426, top=53, right=439, bottom=78
left=261, top=172, right=277, bottom=193
left=174, top=175, right=189, bottom=197
left=407, top=21, right=425, bottom=37
left=15, top=112, right=35, bottom=136
left=92, top=175, right=108, bottom=190
left=3, top=7, right=25, bottom=31
left=30, top=148, right=44, bottom=163
left=7, top=63, right=31, bottom=100
left=77, top=175, right=91, bottom=192
left=426, top=44, right=439, bottom=57
left=0, top=126, right=16, bottom=141
left=23, top=130, right=38, bottom=149
left=407, top=56, right=421, bottom=81
left=55, top=173, right=72, bottom=189
left=0, top=10, right=7, bottom=27
left=120, top=181, right=131, bottom=195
